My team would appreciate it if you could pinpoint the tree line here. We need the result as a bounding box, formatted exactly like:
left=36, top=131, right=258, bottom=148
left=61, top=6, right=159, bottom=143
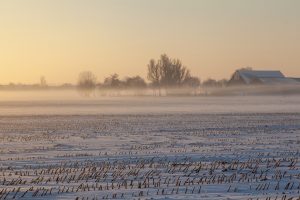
left=78, top=54, right=228, bottom=95
left=0, top=54, right=227, bottom=92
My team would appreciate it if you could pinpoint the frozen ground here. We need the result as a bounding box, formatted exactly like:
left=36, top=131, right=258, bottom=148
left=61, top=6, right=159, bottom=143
left=0, top=94, right=300, bottom=199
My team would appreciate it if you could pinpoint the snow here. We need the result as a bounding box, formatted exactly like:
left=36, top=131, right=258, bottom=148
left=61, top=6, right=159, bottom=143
left=0, top=94, right=300, bottom=199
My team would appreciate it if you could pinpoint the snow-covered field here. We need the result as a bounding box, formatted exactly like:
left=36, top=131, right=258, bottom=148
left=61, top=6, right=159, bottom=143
left=0, top=94, right=300, bottom=199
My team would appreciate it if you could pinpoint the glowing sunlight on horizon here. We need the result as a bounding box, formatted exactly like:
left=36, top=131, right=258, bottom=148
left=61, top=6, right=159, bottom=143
left=1, top=0, right=300, bottom=84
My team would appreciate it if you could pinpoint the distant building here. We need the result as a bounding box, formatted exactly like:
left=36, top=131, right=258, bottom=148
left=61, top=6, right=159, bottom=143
left=228, top=69, right=300, bottom=86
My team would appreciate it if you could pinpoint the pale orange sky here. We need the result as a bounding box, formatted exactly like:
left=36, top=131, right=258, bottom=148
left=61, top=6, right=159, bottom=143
left=0, top=0, right=300, bottom=84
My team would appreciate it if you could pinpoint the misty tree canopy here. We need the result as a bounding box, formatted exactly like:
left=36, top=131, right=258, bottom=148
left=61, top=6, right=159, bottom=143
left=102, top=74, right=147, bottom=89
left=103, top=74, right=122, bottom=88
left=183, top=76, right=201, bottom=88
left=123, top=76, right=147, bottom=88
left=202, top=78, right=228, bottom=88
left=77, top=71, right=97, bottom=89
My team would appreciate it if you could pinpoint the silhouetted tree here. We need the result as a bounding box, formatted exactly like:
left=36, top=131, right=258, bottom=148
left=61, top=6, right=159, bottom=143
left=103, top=74, right=122, bottom=88
left=77, top=71, right=97, bottom=90
left=147, top=59, right=161, bottom=95
left=147, top=54, right=193, bottom=95
left=147, top=54, right=191, bottom=88
left=202, top=78, right=228, bottom=88
left=183, top=76, right=201, bottom=88
left=124, top=76, right=147, bottom=88
left=77, top=71, right=97, bottom=97
left=40, top=76, right=47, bottom=88
left=158, top=54, right=190, bottom=87
left=202, top=78, right=218, bottom=87
left=147, top=59, right=160, bottom=86
left=217, top=79, right=228, bottom=87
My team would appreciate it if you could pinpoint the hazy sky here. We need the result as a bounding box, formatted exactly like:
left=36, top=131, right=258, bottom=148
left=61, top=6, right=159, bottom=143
left=1, top=0, right=300, bottom=84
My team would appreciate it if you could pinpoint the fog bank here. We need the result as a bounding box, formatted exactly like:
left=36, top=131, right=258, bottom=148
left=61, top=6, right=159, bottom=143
left=0, top=90, right=299, bottom=116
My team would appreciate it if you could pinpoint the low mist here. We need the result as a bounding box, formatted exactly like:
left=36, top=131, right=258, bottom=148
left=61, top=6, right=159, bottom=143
left=0, top=88, right=299, bottom=116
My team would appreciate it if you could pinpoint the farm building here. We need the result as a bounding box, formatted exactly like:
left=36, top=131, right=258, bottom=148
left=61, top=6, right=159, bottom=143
left=228, top=69, right=300, bottom=86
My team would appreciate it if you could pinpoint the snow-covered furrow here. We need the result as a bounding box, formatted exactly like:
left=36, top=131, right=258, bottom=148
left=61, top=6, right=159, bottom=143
left=0, top=113, right=299, bottom=199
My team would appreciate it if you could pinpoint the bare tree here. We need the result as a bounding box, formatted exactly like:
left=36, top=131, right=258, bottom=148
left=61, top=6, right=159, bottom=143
left=147, top=59, right=161, bottom=96
left=202, top=78, right=218, bottom=88
left=184, top=76, right=200, bottom=88
left=147, top=54, right=191, bottom=88
left=124, top=76, right=147, bottom=89
left=77, top=71, right=97, bottom=90
left=40, top=76, right=47, bottom=88
left=103, top=74, right=122, bottom=88
left=158, top=54, right=190, bottom=87
left=147, top=59, right=160, bottom=87
left=217, top=79, right=228, bottom=87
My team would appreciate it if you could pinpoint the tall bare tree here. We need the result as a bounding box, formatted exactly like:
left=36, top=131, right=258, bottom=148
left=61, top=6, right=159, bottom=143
left=147, top=59, right=160, bottom=87
left=147, top=54, right=191, bottom=88
left=77, top=71, right=97, bottom=90
left=40, top=76, right=47, bottom=88
left=77, top=71, right=97, bottom=97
